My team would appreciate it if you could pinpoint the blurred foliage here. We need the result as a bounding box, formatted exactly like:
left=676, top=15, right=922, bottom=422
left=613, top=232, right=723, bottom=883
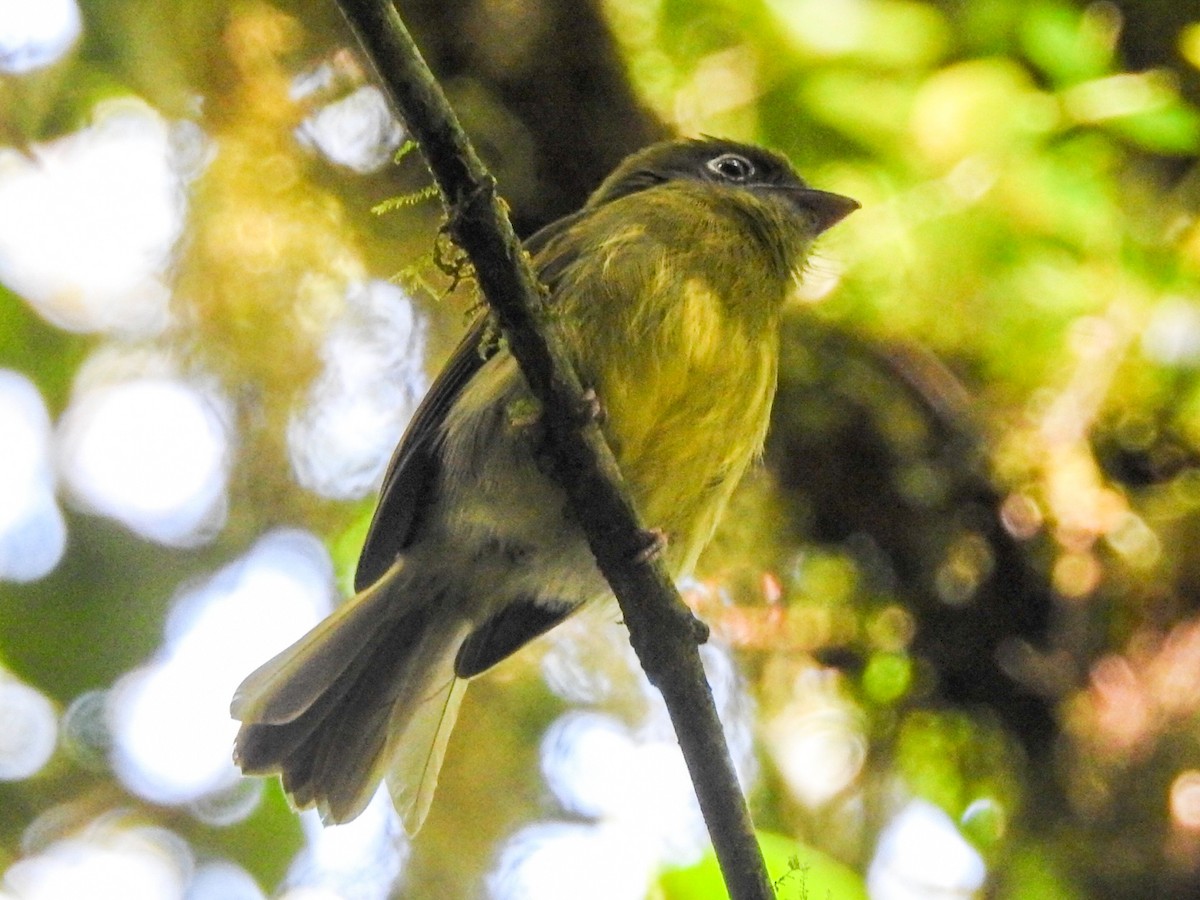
left=3, top=0, right=1200, bottom=897
left=657, top=830, right=868, bottom=899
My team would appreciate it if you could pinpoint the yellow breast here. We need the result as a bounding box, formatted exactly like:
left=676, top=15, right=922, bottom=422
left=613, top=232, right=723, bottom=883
left=544, top=181, right=797, bottom=577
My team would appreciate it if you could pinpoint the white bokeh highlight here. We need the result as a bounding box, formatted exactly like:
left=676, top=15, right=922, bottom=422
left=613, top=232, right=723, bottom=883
left=0, top=370, right=65, bottom=581
left=1143, top=298, right=1200, bottom=367
left=286, top=788, right=407, bottom=900
left=540, top=711, right=707, bottom=861
left=58, top=375, right=230, bottom=545
left=0, top=98, right=188, bottom=335
left=297, top=85, right=405, bottom=174
left=288, top=279, right=427, bottom=500
left=108, top=529, right=335, bottom=807
left=0, top=679, right=58, bottom=781
left=762, top=668, right=867, bottom=808
left=492, top=640, right=755, bottom=900
left=489, top=822, right=658, bottom=900
left=186, top=861, right=265, bottom=900
left=0, top=0, right=81, bottom=73
left=867, top=799, right=986, bottom=900
left=2, top=824, right=190, bottom=900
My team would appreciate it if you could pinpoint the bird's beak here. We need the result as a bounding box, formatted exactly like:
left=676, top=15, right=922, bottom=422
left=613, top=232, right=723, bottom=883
left=789, top=188, right=860, bottom=235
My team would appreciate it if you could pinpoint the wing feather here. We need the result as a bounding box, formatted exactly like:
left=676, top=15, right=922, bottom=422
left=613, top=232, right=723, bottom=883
left=354, top=212, right=590, bottom=591
left=354, top=322, right=489, bottom=590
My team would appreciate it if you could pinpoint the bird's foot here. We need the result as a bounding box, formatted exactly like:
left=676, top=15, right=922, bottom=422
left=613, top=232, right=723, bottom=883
left=633, top=528, right=668, bottom=564
left=575, top=387, right=606, bottom=426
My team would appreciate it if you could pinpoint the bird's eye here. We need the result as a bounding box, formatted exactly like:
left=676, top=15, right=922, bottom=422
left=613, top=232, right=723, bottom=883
left=706, top=153, right=755, bottom=182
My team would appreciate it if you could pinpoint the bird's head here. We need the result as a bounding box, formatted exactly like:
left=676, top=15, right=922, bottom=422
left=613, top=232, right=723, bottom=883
left=586, top=137, right=859, bottom=237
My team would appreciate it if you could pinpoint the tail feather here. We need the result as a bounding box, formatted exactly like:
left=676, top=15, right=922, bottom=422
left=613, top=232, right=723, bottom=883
left=309, top=612, right=425, bottom=822
left=231, top=561, right=405, bottom=725
left=231, top=561, right=471, bottom=829
left=384, top=651, right=470, bottom=830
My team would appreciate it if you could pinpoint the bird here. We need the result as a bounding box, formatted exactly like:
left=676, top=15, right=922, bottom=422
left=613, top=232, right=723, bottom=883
left=230, top=136, right=858, bottom=833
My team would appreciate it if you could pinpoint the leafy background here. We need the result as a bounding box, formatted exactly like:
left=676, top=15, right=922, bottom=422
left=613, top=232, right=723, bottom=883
left=2, top=0, right=1200, bottom=897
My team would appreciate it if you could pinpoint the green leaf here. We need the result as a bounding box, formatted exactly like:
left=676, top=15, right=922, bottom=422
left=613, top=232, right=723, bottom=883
left=1019, top=0, right=1117, bottom=85
left=1103, top=102, right=1200, bottom=155
left=657, top=831, right=867, bottom=899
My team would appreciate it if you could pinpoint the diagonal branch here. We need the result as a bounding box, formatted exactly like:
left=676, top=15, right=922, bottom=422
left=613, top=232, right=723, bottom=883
left=334, top=1, right=775, bottom=896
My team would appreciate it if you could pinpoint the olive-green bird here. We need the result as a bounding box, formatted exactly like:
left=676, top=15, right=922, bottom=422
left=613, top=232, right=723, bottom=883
left=231, top=137, right=858, bottom=832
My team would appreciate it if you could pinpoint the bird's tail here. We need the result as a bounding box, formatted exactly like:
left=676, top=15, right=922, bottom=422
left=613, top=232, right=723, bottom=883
left=230, top=561, right=469, bottom=832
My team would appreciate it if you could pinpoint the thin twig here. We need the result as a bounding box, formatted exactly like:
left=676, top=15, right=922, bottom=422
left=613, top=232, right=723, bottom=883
left=333, top=1, right=775, bottom=896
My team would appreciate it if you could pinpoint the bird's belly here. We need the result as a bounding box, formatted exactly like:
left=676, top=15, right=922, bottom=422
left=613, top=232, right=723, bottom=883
left=596, top=330, right=778, bottom=575
left=430, top=307, right=778, bottom=609
left=428, top=363, right=608, bottom=613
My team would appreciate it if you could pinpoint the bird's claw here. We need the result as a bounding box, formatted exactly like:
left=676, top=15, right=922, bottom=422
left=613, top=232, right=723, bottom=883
left=576, top=388, right=605, bottom=426
left=633, top=528, right=668, bottom=564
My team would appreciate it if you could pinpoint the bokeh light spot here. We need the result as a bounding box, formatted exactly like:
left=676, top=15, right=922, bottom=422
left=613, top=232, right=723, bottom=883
left=0, top=0, right=81, bottom=73
left=3, top=823, right=189, bottom=900
left=109, top=530, right=334, bottom=807
left=1170, top=770, right=1200, bottom=831
left=288, top=279, right=427, bottom=499
left=960, top=796, right=1007, bottom=847
left=0, top=370, right=65, bottom=581
left=763, top=677, right=866, bottom=808
left=1106, top=512, right=1161, bottom=568
left=0, top=680, right=57, bottom=781
left=297, top=85, right=405, bottom=174
left=489, top=822, right=657, bottom=900
left=539, top=709, right=708, bottom=864
left=1142, top=299, right=1200, bottom=366
left=1182, top=24, right=1200, bottom=70
left=1087, top=653, right=1152, bottom=755
left=863, top=652, right=913, bottom=704
left=868, top=800, right=986, bottom=900
left=866, top=605, right=916, bottom=652
left=541, top=711, right=635, bottom=820
left=188, top=777, right=265, bottom=827
left=58, top=376, right=229, bottom=546
left=59, top=689, right=111, bottom=771
left=0, top=99, right=187, bottom=334
left=288, top=789, right=406, bottom=899
left=1000, top=492, right=1043, bottom=539
left=1053, top=550, right=1103, bottom=599
left=935, top=530, right=993, bottom=606
left=186, top=861, right=265, bottom=900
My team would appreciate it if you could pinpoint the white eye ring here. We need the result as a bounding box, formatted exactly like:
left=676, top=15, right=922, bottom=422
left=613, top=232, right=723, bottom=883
left=706, top=153, right=755, bottom=182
